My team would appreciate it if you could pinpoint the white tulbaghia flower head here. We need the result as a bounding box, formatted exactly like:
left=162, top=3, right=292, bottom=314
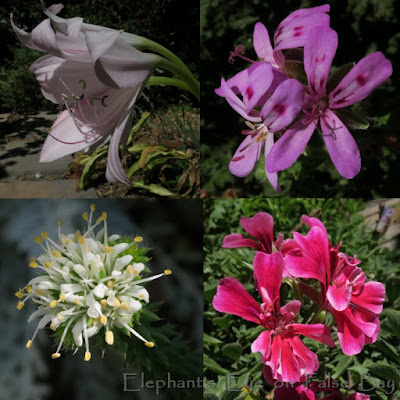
left=16, top=204, right=171, bottom=361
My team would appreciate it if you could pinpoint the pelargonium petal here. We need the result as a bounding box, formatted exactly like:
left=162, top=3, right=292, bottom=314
left=351, top=281, right=385, bottom=314
left=291, top=323, right=335, bottom=347
left=266, top=118, right=316, bottom=173
left=287, top=335, right=319, bottom=377
left=320, top=109, right=361, bottom=179
left=215, top=68, right=249, bottom=96
left=251, top=330, right=272, bottom=359
left=301, top=215, right=328, bottom=237
left=264, top=132, right=281, bottom=193
left=280, top=338, right=301, bottom=382
left=240, top=212, right=275, bottom=252
left=222, top=234, right=261, bottom=250
left=212, top=277, right=261, bottom=324
left=327, top=284, right=352, bottom=311
left=329, top=52, right=393, bottom=108
left=260, top=79, right=305, bottom=132
left=304, top=26, right=337, bottom=97
left=281, top=300, right=301, bottom=321
left=229, top=134, right=262, bottom=178
left=253, top=22, right=275, bottom=64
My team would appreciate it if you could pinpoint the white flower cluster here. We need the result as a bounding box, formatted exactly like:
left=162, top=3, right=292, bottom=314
left=16, top=204, right=171, bottom=361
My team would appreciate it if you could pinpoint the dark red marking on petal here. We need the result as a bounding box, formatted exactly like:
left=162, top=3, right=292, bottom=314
left=321, top=54, right=326, bottom=62
left=356, top=74, right=367, bottom=86
left=320, top=77, right=325, bottom=88
left=315, top=56, right=319, bottom=64
left=232, top=155, right=245, bottom=162
left=274, top=104, right=286, bottom=115
left=293, top=32, right=302, bottom=37
left=294, top=26, right=303, bottom=31
left=245, top=86, right=254, bottom=100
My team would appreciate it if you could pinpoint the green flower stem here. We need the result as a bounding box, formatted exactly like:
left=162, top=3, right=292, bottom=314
left=146, top=76, right=196, bottom=98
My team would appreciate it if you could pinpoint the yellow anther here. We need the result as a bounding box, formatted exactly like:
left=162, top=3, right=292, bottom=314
left=125, top=265, right=133, bottom=274
left=100, top=315, right=107, bottom=325
left=26, top=340, right=33, bottom=349
left=73, top=230, right=81, bottom=243
left=105, top=331, right=114, bottom=345
left=145, top=341, right=155, bottom=348
left=100, top=299, right=107, bottom=307
left=50, top=324, right=57, bottom=331
left=34, top=236, right=42, bottom=244
left=103, top=246, right=112, bottom=253
left=132, top=269, right=140, bottom=275
left=35, top=289, right=43, bottom=296
left=120, top=302, right=129, bottom=310
left=79, top=236, right=85, bottom=245
left=25, top=285, right=32, bottom=294
left=52, top=250, right=62, bottom=258
left=164, top=269, right=172, bottom=275
left=90, top=204, right=96, bottom=212
left=59, top=294, right=66, bottom=301
left=82, top=212, right=89, bottom=220
left=49, top=300, right=58, bottom=308
left=57, top=314, right=64, bottom=321
left=96, top=212, right=107, bottom=224
left=51, top=352, right=61, bottom=359
left=93, top=317, right=100, bottom=325
left=114, top=298, right=121, bottom=307
left=64, top=239, right=71, bottom=245
left=16, top=301, right=24, bottom=310
left=15, top=291, right=23, bottom=299
left=44, top=261, right=52, bottom=268
left=29, top=260, right=38, bottom=268
left=139, top=294, right=145, bottom=299
left=134, top=236, right=143, bottom=243
left=107, top=280, right=114, bottom=288
left=41, top=231, right=48, bottom=239
left=57, top=221, right=63, bottom=227
left=74, top=298, right=80, bottom=305
left=84, top=352, right=91, bottom=361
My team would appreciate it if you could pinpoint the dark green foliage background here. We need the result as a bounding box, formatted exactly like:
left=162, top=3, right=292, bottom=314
left=204, top=199, right=400, bottom=400
left=201, top=0, right=400, bottom=198
left=0, top=0, right=199, bottom=113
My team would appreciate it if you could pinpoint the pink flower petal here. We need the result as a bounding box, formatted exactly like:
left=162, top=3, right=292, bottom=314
left=329, top=52, right=393, bottom=109
left=264, top=132, right=281, bottom=193
left=266, top=118, right=317, bottom=173
left=215, top=68, right=249, bottom=96
left=268, top=334, right=282, bottom=379
left=281, top=300, right=301, bottom=321
left=229, top=134, right=262, bottom=177
left=261, top=79, right=305, bottom=132
left=212, top=278, right=261, bottom=324
left=287, top=335, right=319, bottom=376
left=320, top=109, right=361, bottom=179
left=291, top=323, right=335, bottom=347
left=304, top=26, right=337, bottom=97
left=253, top=252, right=283, bottom=308
left=251, top=330, right=272, bottom=359
left=327, top=284, right=352, bottom=311
left=222, top=234, right=261, bottom=250
left=351, top=282, right=385, bottom=314
left=280, top=338, right=301, bottom=382
left=253, top=22, right=275, bottom=64
left=301, top=215, right=328, bottom=237
left=240, top=212, right=274, bottom=251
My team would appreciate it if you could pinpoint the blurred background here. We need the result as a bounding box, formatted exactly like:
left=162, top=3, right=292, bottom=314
left=200, top=0, right=400, bottom=198
left=0, top=199, right=202, bottom=400
left=0, top=0, right=200, bottom=197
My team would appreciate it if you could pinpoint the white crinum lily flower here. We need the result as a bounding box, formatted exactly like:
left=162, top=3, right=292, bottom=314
left=16, top=204, right=172, bottom=361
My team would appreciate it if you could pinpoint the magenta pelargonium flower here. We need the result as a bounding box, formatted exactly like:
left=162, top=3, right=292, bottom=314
left=215, top=62, right=304, bottom=191
left=267, top=26, right=393, bottom=179
left=284, top=215, right=385, bottom=356
left=213, top=251, right=334, bottom=382
left=222, top=212, right=284, bottom=253
left=12, top=4, right=158, bottom=185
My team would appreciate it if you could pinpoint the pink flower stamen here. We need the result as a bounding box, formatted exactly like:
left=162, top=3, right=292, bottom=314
left=229, top=45, right=255, bottom=64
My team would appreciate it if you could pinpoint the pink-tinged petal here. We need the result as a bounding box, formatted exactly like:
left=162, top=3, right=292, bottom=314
left=266, top=118, right=317, bottom=173
left=219, top=79, right=261, bottom=123
left=85, top=31, right=157, bottom=90
left=261, top=79, right=305, bottom=132
left=275, top=233, right=285, bottom=250
left=253, top=252, right=283, bottom=308
left=11, top=16, right=43, bottom=52
left=304, top=26, right=337, bottom=97
left=327, top=284, right=352, bottom=311
left=212, top=277, right=261, bottom=324
left=40, top=110, right=102, bottom=162
left=281, top=300, right=301, bottom=321
left=222, top=234, right=261, bottom=250
left=301, top=215, right=328, bottom=237
left=253, top=22, right=274, bottom=63
left=278, top=4, right=330, bottom=26
left=287, top=336, right=319, bottom=376
left=244, top=63, right=273, bottom=114
left=30, top=18, right=64, bottom=58
left=215, top=68, right=249, bottom=96
left=229, top=135, right=262, bottom=177
left=251, top=330, right=272, bottom=359
left=268, top=334, right=282, bottom=379
left=329, top=52, right=393, bottom=108
left=285, top=226, right=330, bottom=283
left=351, top=282, right=385, bottom=314
left=291, top=323, right=335, bottom=347
left=280, top=338, right=301, bottom=382
left=264, top=132, right=281, bottom=193
left=320, top=109, right=361, bottom=179
left=274, top=12, right=330, bottom=52
left=262, top=366, right=275, bottom=386
left=240, top=212, right=274, bottom=251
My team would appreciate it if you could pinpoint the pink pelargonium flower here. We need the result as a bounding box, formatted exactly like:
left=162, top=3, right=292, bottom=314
left=252, top=4, right=330, bottom=69
left=284, top=215, right=385, bottom=356
left=212, top=252, right=334, bottom=382
left=222, top=212, right=284, bottom=253
left=267, top=26, right=393, bottom=179
left=215, top=62, right=305, bottom=192
left=11, top=3, right=159, bottom=185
